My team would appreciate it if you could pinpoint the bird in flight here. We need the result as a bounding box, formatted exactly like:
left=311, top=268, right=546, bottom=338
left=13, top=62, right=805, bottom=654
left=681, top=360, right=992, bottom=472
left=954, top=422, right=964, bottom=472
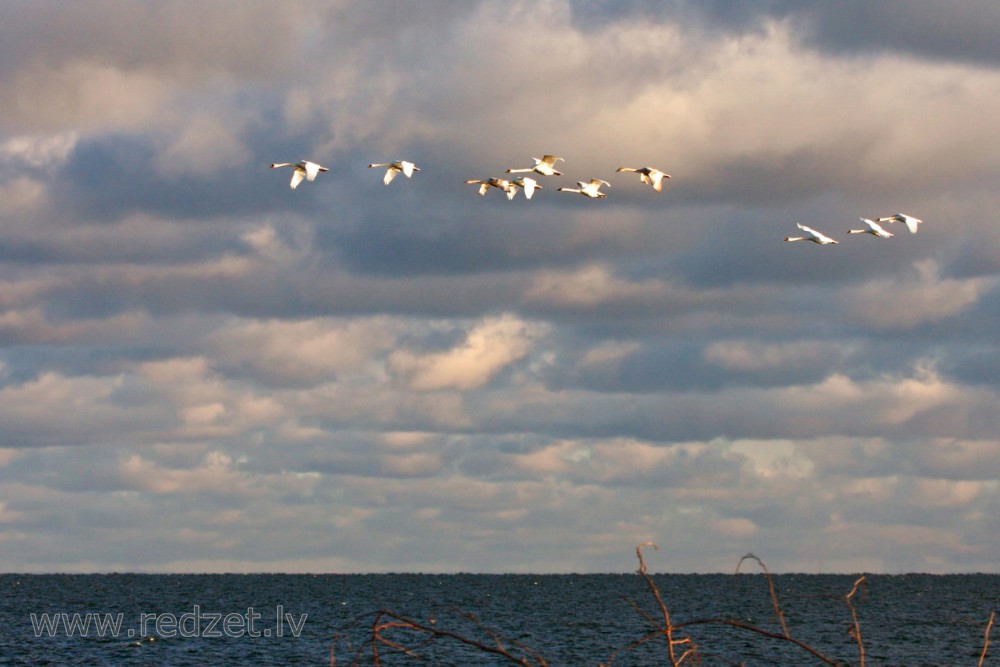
left=368, top=160, right=421, bottom=185
left=616, top=166, right=671, bottom=192
left=506, top=155, right=564, bottom=177
left=784, top=223, right=838, bottom=244
left=508, top=176, right=542, bottom=200
left=558, top=178, right=610, bottom=199
left=270, top=160, right=328, bottom=189
left=876, top=212, right=922, bottom=234
left=848, top=217, right=894, bottom=238
left=465, top=177, right=513, bottom=197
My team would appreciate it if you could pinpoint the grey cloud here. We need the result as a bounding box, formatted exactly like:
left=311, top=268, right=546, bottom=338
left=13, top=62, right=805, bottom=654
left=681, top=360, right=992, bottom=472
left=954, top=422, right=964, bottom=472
left=0, top=1, right=302, bottom=81
left=2, top=0, right=1000, bottom=574
left=777, top=0, right=1000, bottom=65
left=572, top=1, right=1000, bottom=65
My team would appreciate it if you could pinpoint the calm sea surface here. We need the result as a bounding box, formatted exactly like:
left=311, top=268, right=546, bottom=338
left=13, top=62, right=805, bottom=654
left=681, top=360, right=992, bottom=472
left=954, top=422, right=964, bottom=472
left=1, top=573, right=997, bottom=665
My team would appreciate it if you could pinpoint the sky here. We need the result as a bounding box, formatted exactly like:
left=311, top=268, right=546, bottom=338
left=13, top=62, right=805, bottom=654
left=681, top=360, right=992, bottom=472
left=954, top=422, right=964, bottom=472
left=1, top=0, right=999, bottom=574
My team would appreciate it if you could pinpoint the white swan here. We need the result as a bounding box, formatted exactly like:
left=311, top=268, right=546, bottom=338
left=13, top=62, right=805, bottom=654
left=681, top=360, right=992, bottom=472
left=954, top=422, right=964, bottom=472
left=848, top=217, right=894, bottom=238
left=270, top=160, right=328, bottom=189
left=506, top=155, right=564, bottom=177
left=558, top=178, right=609, bottom=199
left=465, top=177, right=513, bottom=197
left=876, top=212, right=922, bottom=234
left=616, top=166, right=671, bottom=192
left=784, top=223, right=838, bottom=245
left=368, top=160, right=420, bottom=185
left=508, top=176, right=542, bottom=200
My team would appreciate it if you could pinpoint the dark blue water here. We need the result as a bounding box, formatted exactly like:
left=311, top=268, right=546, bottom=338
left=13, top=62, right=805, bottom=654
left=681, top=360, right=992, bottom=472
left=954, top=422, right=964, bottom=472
left=1, top=573, right=996, bottom=665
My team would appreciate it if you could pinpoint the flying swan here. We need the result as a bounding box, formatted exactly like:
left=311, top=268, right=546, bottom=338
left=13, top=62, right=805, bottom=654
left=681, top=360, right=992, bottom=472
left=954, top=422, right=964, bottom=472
left=848, top=217, right=894, bottom=238
left=269, top=160, right=328, bottom=189
left=506, top=155, right=564, bottom=177
left=616, top=166, right=671, bottom=192
left=465, top=177, right=513, bottom=197
left=558, top=178, right=610, bottom=199
left=368, top=160, right=420, bottom=185
left=876, top=212, right=922, bottom=234
left=784, top=223, right=838, bottom=245
left=508, top=176, right=542, bottom=200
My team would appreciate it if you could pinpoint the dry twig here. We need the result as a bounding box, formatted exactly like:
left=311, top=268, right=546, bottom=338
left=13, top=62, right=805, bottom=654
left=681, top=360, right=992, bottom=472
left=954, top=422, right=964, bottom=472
left=979, top=611, right=996, bottom=667
left=331, top=547, right=990, bottom=667
left=736, top=552, right=790, bottom=638
left=843, top=576, right=867, bottom=667
left=331, top=607, right=547, bottom=667
left=632, top=542, right=698, bottom=666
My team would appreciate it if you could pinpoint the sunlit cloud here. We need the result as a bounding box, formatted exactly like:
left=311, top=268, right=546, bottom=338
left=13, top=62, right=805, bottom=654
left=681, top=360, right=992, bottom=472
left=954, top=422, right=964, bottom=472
left=0, top=0, right=999, bottom=574
left=389, top=314, right=546, bottom=391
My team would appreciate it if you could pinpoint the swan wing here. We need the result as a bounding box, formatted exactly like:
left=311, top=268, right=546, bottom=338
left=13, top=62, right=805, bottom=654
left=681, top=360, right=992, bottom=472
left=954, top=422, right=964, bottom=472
left=303, top=161, right=323, bottom=181
left=289, top=168, right=306, bottom=189
left=522, top=177, right=539, bottom=199
left=862, top=217, right=893, bottom=237
left=796, top=223, right=829, bottom=242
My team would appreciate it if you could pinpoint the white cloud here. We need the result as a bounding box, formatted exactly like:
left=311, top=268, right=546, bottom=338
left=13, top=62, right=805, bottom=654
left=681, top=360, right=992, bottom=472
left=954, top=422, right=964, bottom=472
left=703, top=340, right=835, bottom=372
left=119, top=450, right=245, bottom=495
left=155, top=114, right=252, bottom=177
left=389, top=314, right=545, bottom=391
left=208, top=316, right=395, bottom=385
left=845, top=260, right=990, bottom=329
left=524, top=264, right=666, bottom=309
left=1, top=131, right=77, bottom=169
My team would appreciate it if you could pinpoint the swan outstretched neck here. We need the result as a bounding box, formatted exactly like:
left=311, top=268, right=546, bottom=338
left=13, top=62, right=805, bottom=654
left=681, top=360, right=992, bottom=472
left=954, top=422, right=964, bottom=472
left=558, top=178, right=609, bottom=199
left=616, top=166, right=671, bottom=192
left=509, top=176, right=542, bottom=200
left=847, top=217, right=894, bottom=238
left=784, top=223, right=838, bottom=244
left=465, top=177, right=513, bottom=197
left=876, top=212, right=922, bottom=234
left=506, top=155, right=564, bottom=176
left=270, top=160, right=328, bottom=189
left=368, top=160, right=421, bottom=185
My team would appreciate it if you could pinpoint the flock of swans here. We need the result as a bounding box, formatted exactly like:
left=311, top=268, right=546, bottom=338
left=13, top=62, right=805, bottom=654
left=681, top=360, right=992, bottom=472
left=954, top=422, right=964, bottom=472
left=269, top=157, right=922, bottom=242
left=783, top=213, right=922, bottom=245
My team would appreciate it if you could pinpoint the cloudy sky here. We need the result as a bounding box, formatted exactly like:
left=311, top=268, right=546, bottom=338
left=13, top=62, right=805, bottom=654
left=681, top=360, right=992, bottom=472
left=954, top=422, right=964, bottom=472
left=2, top=0, right=999, bottom=574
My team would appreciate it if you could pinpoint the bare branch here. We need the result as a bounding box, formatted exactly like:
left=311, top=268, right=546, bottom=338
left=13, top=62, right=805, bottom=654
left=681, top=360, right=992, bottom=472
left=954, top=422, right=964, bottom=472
left=735, top=552, right=790, bottom=638
left=843, top=576, right=867, bottom=667
left=979, top=611, right=996, bottom=667
left=634, top=542, right=699, bottom=667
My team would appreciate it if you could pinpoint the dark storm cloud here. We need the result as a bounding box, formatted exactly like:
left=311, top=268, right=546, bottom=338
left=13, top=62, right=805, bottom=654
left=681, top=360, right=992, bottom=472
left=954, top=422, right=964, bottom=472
left=56, top=134, right=317, bottom=222
left=778, top=0, right=1000, bottom=65
left=572, top=0, right=1000, bottom=65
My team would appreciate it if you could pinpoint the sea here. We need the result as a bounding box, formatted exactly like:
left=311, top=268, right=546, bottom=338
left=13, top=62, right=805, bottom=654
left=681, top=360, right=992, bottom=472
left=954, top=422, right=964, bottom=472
left=1, top=572, right=996, bottom=666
